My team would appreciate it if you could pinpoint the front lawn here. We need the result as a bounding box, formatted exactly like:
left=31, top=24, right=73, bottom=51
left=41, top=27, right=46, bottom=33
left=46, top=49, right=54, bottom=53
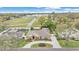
left=18, top=39, right=28, bottom=47
left=58, top=40, right=79, bottom=48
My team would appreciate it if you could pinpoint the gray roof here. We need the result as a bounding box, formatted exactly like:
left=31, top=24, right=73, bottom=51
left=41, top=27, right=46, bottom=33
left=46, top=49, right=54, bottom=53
left=28, top=28, right=50, bottom=39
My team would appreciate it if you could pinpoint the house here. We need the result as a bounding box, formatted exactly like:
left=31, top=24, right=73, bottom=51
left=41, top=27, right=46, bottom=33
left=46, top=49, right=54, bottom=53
left=59, top=28, right=79, bottom=40
left=27, top=28, right=50, bottom=40
left=6, top=29, right=25, bottom=39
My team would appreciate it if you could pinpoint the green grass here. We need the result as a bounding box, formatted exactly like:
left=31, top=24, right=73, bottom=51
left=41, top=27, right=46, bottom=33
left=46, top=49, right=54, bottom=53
left=32, top=19, right=41, bottom=27
left=32, top=18, right=48, bottom=27
left=58, top=40, right=79, bottom=48
left=0, top=29, right=4, bottom=32
left=2, top=18, right=32, bottom=28
left=24, top=31, right=29, bottom=35
left=31, top=43, right=53, bottom=48
left=18, top=39, right=28, bottom=47
left=7, top=18, right=32, bottom=23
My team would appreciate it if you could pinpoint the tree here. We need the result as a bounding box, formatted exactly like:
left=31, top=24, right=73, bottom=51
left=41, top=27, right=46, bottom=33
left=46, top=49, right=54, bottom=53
left=42, top=20, right=57, bottom=33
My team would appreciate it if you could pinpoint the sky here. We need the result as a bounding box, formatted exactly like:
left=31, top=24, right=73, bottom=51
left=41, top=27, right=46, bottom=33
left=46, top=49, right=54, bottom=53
left=0, top=7, right=79, bottom=13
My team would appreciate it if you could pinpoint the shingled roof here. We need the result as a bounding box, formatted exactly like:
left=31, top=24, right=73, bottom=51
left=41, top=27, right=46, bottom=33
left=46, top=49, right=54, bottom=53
left=28, top=28, right=50, bottom=39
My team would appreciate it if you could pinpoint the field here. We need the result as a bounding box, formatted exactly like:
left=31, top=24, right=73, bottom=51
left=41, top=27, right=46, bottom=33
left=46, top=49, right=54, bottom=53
left=0, top=18, right=32, bottom=28
left=32, top=16, right=48, bottom=27
left=32, top=19, right=41, bottom=27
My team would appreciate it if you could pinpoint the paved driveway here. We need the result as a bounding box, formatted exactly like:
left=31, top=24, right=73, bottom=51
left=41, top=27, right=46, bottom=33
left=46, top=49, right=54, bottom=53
left=23, top=41, right=53, bottom=48
left=50, top=34, right=61, bottom=48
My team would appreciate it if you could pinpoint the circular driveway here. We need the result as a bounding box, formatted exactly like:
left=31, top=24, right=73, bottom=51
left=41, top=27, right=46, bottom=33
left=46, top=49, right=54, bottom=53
left=23, top=41, right=53, bottom=48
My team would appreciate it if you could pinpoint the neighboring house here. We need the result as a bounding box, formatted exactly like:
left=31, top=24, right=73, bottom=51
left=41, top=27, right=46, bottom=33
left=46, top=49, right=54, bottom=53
left=27, top=28, right=50, bottom=40
left=59, top=28, right=79, bottom=40
left=6, top=29, right=25, bottom=39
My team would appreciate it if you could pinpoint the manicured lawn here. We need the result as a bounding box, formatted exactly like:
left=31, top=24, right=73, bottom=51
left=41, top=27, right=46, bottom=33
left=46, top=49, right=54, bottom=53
left=31, top=43, right=53, bottom=48
left=58, top=40, right=79, bottom=48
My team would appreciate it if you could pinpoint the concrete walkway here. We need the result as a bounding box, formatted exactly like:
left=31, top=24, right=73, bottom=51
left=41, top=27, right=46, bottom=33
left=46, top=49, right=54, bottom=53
left=23, top=41, right=53, bottom=48
left=50, top=34, right=61, bottom=48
